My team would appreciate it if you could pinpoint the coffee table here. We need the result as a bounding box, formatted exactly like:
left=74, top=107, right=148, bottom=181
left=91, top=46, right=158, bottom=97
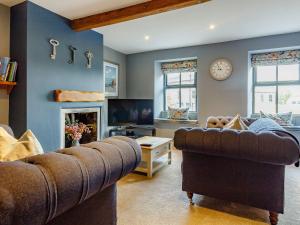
left=135, top=136, right=172, bottom=178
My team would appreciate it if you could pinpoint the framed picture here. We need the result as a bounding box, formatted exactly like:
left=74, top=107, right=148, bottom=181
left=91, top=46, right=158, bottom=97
left=104, top=61, right=119, bottom=97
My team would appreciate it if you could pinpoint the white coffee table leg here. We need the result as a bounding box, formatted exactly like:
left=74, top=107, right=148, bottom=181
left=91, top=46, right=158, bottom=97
left=168, top=150, right=172, bottom=165
left=147, top=153, right=153, bottom=178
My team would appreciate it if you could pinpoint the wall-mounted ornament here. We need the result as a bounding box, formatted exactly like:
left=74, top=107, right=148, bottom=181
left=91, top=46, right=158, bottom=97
left=68, top=46, right=77, bottom=64
left=209, top=58, right=233, bottom=81
left=49, top=39, right=60, bottom=60
left=85, top=50, right=93, bottom=69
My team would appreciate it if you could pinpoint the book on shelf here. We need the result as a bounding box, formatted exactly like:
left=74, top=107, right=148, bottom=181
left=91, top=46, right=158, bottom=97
left=0, top=57, right=10, bottom=81
left=3, top=63, right=11, bottom=81
left=0, top=59, right=18, bottom=82
left=7, top=62, right=18, bottom=82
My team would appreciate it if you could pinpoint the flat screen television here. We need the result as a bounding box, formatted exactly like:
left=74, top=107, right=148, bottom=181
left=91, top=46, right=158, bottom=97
left=108, top=99, right=154, bottom=126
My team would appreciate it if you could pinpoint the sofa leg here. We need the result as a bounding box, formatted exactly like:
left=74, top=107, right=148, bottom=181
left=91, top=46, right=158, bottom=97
left=187, top=192, right=194, bottom=205
left=269, top=211, right=278, bottom=225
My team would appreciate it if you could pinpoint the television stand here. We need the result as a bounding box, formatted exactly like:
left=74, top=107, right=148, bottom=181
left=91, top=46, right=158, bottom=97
left=125, top=127, right=136, bottom=137
left=109, top=126, right=156, bottom=138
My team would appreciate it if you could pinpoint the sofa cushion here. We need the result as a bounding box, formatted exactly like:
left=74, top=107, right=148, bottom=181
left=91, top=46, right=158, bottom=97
left=168, top=107, right=189, bottom=120
left=224, top=114, right=248, bottom=130
left=0, top=124, right=14, bottom=137
left=248, top=118, right=284, bottom=132
left=260, top=111, right=293, bottom=126
left=249, top=118, right=299, bottom=145
left=0, top=128, right=44, bottom=161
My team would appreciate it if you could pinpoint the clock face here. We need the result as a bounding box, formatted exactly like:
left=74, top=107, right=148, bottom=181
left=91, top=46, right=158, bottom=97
left=210, top=59, right=233, bottom=81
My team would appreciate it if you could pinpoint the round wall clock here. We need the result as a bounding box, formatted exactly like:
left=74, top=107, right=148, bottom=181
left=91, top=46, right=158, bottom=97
left=209, top=58, right=233, bottom=81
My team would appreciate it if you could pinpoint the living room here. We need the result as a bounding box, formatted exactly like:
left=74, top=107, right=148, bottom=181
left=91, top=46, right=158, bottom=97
left=0, top=0, right=300, bottom=225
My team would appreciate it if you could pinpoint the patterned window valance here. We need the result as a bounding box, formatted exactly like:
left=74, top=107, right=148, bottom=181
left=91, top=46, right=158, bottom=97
left=161, top=60, right=197, bottom=73
left=251, top=49, right=300, bottom=67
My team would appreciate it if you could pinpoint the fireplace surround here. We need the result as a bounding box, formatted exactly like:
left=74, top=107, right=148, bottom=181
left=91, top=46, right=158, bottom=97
left=60, top=107, right=101, bottom=148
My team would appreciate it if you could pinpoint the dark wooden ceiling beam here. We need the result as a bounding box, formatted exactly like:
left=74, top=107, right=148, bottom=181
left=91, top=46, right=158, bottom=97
left=71, top=0, right=211, bottom=31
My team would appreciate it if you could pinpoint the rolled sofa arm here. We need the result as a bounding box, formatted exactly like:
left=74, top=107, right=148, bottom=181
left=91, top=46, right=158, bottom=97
left=174, top=128, right=300, bottom=166
left=0, top=137, right=141, bottom=225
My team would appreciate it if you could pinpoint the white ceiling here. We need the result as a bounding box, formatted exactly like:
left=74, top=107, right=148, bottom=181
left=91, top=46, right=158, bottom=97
left=1, top=0, right=300, bottom=54
left=0, top=0, right=149, bottom=18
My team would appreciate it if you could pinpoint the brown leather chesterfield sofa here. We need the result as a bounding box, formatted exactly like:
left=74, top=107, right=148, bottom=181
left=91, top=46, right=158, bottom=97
left=0, top=124, right=141, bottom=225
left=174, top=117, right=300, bottom=225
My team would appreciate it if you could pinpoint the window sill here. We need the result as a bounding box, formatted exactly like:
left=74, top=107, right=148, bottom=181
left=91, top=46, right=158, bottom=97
left=283, top=126, right=300, bottom=131
left=155, top=118, right=199, bottom=125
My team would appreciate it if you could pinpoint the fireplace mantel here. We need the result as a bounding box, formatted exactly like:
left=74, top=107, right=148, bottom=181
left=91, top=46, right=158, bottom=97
left=55, top=90, right=105, bottom=102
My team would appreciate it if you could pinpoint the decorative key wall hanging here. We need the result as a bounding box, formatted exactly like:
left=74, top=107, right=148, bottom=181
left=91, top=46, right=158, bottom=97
left=48, top=38, right=94, bottom=69
left=49, top=39, right=60, bottom=60
left=68, top=46, right=77, bottom=64
left=85, top=50, right=93, bottom=69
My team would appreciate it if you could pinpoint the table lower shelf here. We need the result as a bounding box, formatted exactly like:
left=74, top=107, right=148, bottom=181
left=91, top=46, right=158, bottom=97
left=135, top=156, right=171, bottom=175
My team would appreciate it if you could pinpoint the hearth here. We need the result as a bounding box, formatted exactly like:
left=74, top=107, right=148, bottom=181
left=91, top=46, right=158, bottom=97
left=60, top=108, right=101, bottom=148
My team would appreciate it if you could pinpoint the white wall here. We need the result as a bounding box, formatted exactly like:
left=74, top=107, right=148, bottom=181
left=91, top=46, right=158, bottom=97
left=0, top=4, right=10, bottom=124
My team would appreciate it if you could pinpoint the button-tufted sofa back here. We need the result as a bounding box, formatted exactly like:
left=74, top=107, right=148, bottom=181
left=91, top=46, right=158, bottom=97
left=206, top=116, right=256, bottom=128
left=0, top=136, right=141, bottom=225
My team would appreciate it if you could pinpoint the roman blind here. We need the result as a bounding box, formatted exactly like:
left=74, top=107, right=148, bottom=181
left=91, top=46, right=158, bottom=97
left=251, top=49, right=300, bottom=67
left=161, top=60, right=197, bottom=73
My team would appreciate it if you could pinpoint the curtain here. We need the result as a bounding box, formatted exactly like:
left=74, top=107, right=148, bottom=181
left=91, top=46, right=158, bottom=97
left=251, top=49, right=300, bottom=67
left=161, top=60, right=197, bottom=73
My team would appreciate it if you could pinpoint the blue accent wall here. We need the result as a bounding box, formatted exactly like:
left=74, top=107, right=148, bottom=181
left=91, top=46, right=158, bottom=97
left=10, top=1, right=103, bottom=151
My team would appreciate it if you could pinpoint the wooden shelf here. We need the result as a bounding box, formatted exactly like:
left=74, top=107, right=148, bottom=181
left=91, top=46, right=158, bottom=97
left=0, top=81, right=16, bottom=94
left=54, top=90, right=104, bottom=102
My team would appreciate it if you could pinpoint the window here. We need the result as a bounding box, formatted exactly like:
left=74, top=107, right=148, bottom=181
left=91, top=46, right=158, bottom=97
left=164, top=71, right=197, bottom=111
left=253, top=64, right=300, bottom=114
left=161, top=60, right=197, bottom=112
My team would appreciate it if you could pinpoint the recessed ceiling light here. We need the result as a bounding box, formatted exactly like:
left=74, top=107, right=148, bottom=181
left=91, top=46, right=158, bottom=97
left=209, top=24, right=216, bottom=30
left=144, top=35, right=150, bottom=40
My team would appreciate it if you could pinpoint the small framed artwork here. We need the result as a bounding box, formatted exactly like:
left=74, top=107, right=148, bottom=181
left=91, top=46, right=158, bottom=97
left=104, top=61, right=119, bottom=97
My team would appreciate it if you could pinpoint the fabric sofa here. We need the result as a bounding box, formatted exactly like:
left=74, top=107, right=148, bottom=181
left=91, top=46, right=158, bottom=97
left=174, top=117, right=300, bottom=225
left=0, top=124, right=141, bottom=225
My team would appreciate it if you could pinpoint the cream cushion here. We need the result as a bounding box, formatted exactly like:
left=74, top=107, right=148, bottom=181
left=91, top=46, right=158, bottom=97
left=224, top=114, right=248, bottom=130
left=168, top=107, right=189, bottom=120
left=0, top=128, right=44, bottom=161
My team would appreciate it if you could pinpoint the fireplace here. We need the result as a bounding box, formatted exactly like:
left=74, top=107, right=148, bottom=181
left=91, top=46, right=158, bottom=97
left=60, top=108, right=101, bottom=148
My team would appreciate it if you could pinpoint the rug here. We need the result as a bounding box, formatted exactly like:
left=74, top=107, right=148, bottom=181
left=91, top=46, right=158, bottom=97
left=117, top=149, right=300, bottom=225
